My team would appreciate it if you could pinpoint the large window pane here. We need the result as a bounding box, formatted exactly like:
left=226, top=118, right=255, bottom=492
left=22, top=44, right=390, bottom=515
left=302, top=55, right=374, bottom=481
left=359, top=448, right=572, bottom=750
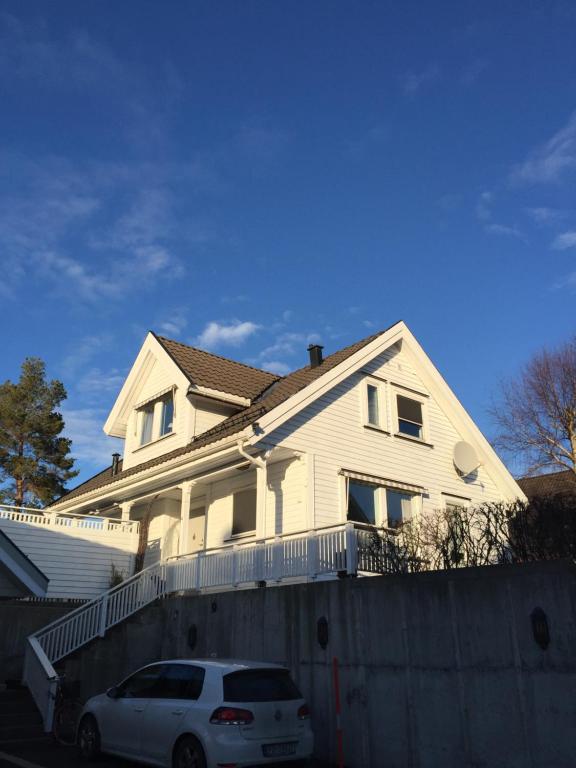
left=160, top=395, right=174, bottom=436
left=397, top=395, right=423, bottom=438
left=386, top=490, right=413, bottom=528
left=347, top=481, right=377, bottom=526
left=232, top=488, right=256, bottom=535
left=367, top=384, right=379, bottom=426
left=223, top=669, right=302, bottom=702
left=120, top=665, right=164, bottom=698
left=156, top=664, right=205, bottom=700
left=140, top=405, right=154, bottom=445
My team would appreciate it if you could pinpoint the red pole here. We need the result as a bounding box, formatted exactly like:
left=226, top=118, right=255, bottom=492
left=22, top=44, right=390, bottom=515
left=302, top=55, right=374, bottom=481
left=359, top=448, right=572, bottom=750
left=332, top=656, right=344, bottom=768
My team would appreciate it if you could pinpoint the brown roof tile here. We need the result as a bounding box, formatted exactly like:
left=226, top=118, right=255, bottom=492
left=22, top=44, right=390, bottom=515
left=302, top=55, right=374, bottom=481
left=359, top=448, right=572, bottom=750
left=154, top=334, right=279, bottom=401
left=517, top=470, right=576, bottom=500
left=54, top=326, right=395, bottom=506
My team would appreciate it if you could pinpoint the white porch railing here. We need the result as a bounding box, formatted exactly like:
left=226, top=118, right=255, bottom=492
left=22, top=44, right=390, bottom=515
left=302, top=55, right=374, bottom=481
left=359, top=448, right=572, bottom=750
left=24, top=523, right=361, bottom=731
left=0, top=504, right=139, bottom=534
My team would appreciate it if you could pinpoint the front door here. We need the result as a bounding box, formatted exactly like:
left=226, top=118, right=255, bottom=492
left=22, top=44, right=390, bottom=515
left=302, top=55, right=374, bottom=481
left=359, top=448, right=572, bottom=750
left=188, top=504, right=206, bottom=553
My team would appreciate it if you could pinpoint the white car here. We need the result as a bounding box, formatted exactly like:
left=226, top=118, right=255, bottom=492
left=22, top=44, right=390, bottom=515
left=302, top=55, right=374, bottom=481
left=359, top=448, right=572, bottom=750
left=77, top=659, right=314, bottom=768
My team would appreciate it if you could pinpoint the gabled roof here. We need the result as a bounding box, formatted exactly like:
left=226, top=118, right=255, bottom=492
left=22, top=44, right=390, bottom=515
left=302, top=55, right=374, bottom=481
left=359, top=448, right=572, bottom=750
left=154, top=334, right=279, bottom=401
left=0, top=529, right=49, bottom=597
left=54, top=327, right=388, bottom=504
left=517, top=470, right=576, bottom=500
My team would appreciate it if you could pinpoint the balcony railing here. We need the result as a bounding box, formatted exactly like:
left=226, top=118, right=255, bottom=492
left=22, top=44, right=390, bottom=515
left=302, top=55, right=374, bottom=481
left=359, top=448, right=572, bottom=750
left=0, top=504, right=139, bottom=534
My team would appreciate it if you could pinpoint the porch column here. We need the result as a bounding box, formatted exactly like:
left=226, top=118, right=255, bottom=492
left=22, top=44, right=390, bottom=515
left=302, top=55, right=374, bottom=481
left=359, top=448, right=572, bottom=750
left=120, top=501, right=134, bottom=521
left=178, top=481, right=194, bottom=555
left=256, top=464, right=267, bottom=539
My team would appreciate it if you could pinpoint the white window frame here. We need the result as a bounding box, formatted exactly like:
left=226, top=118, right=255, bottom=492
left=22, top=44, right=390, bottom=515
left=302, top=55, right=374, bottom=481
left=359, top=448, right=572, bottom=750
left=391, top=386, right=429, bottom=444
left=344, top=475, right=422, bottom=530
left=135, top=389, right=176, bottom=448
left=230, top=485, right=257, bottom=539
left=362, top=377, right=388, bottom=432
left=441, top=493, right=470, bottom=511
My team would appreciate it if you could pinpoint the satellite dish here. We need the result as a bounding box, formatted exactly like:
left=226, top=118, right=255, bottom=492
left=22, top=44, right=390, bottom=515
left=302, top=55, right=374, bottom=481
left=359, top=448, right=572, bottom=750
left=453, top=441, right=480, bottom=476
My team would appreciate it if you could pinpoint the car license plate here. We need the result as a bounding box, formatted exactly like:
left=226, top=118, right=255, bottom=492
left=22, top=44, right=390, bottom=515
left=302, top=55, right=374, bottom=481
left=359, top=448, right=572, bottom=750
left=262, top=742, right=297, bottom=757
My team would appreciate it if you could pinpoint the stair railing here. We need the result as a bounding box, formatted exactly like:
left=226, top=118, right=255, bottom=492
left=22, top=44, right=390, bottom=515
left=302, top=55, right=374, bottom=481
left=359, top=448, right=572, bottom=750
left=24, top=523, right=362, bottom=732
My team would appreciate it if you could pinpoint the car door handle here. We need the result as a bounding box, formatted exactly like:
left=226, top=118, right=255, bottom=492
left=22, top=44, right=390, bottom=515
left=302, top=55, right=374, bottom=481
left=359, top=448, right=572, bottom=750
left=171, top=710, right=184, bottom=716
left=133, top=707, right=145, bottom=713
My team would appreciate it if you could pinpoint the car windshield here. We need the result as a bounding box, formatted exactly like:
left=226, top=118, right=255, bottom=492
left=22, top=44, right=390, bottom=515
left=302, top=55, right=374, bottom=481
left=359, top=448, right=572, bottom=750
left=223, top=669, right=302, bottom=702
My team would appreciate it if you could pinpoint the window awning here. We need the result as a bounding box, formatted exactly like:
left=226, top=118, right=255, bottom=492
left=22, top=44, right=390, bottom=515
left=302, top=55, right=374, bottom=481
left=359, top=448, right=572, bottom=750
left=339, top=469, right=426, bottom=495
left=134, top=385, right=176, bottom=410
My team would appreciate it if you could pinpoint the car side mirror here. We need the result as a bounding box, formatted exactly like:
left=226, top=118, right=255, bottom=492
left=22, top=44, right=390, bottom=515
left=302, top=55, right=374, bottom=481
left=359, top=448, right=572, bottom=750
left=106, top=686, right=122, bottom=699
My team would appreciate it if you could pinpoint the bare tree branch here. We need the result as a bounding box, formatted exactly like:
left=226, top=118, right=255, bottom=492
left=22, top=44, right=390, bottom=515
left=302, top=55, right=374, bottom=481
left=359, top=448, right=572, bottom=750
left=491, top=335, right=576, bottom=477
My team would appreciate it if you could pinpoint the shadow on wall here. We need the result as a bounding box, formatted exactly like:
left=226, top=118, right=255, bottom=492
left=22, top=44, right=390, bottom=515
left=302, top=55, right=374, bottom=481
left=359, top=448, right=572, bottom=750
left=59, top=560, right=576, bottom=768
left=0, top=519, right=137, bottom=600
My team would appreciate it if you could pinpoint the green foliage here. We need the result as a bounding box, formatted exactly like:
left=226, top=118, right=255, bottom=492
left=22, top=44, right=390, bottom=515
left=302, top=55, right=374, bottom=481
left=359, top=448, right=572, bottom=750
left=0, top=358, right=78, bottom=507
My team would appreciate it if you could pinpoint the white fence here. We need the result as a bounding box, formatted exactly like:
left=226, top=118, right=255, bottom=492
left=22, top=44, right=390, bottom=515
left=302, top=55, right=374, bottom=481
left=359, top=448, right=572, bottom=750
left=0, top=505, right=139, bottom=534
left=25, top=523, right=364, bottom=731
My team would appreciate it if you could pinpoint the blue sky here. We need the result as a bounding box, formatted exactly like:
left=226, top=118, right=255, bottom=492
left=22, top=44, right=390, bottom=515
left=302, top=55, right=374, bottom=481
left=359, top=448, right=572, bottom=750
left=1, top=1, right=575, bottom=484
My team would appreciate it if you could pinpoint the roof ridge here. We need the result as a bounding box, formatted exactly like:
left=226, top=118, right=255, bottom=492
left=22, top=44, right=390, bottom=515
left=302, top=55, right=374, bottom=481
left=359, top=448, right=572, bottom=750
left=154, top=333, right=281, bottom=380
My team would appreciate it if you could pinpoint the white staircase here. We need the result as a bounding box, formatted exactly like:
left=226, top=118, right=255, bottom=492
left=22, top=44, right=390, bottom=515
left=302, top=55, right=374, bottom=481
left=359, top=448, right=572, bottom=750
left=24, top=523, right=364, bottom=731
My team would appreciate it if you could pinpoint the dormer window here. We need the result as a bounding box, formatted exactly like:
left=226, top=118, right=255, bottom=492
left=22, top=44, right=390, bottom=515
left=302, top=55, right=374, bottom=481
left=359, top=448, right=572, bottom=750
left=137, top=391, right=175, bottom=446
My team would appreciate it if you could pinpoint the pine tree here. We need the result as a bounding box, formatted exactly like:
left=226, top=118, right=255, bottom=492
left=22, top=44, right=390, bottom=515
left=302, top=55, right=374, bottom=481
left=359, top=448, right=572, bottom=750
left=0, top=358, right=78, bottom=507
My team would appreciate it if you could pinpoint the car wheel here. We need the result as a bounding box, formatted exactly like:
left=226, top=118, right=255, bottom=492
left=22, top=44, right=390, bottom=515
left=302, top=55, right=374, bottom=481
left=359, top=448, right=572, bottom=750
left=173, top=735, right=207, bottom=768
left=77, top=715, right=101, bottom=761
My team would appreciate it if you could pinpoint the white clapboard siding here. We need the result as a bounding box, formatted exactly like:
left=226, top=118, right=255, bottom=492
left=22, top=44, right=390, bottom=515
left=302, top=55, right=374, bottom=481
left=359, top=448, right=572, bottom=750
left=269, top=346, right=506, bottom=529
left=122, top=356, right=192, bottom=471
left=205, top=471, right=257, bottom=549
left=265, top=457, right=306, bottom=537
left=194, top=400, right=236, bottom=438
left=0, top=518, right=138, bottom=599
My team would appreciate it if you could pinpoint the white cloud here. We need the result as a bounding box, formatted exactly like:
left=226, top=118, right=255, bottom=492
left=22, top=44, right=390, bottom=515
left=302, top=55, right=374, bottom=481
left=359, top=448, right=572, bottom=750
left=257, top=331, right=321, bottom=361
left=61, top=334, right=113, bottom=377
left=260, top=360, right=291, bottom=376
left=511, top=111, right=576, bottom=184
left=485, top=223, right=527, bottom=242
left=401, top=64, right=440, bottom=96
left=475, top=191, right=493, bottom=221
left=62, top=407, right=122, bottom=467
left=551, top=231, right=576, bottom=250
left=77, top=368, right=125, bottom=395
left=526, top=206, right=565, bottom=224
left=158, top=308, right=188, bottom=337
left=195, top=321, right=261, bottom=349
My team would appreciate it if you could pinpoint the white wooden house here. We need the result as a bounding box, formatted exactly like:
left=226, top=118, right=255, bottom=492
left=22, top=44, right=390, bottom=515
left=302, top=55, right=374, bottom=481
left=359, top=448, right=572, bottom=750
left=1, top=320, right=524, bottom=601
left=8, top=321, right=528, bottom=730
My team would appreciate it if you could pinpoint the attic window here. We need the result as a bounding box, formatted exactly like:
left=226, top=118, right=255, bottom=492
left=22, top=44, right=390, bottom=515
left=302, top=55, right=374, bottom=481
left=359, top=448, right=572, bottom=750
left=396, top=395, right=424, bottom=439
left=138, top=391, right=175, bottom=446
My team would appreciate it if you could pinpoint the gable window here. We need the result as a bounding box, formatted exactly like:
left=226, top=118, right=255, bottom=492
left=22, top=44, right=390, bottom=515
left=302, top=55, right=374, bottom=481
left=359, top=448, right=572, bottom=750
left=232, top=488, right=257, bottom=536
left=396, top=395, right=424, bottom=439
left=137, top=390, right=175, bottom=446
left=363, top=378, right=387, bottom=430
left=159, top=394, right=174, bottom=436
left=140, top=403, right=155, bottom=445
left=367, top=384, right=380, bottom=426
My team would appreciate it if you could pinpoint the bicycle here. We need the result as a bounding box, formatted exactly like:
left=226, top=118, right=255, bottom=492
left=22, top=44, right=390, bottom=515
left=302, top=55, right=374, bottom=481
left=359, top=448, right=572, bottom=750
left=52, top=677, right=83, bottom=746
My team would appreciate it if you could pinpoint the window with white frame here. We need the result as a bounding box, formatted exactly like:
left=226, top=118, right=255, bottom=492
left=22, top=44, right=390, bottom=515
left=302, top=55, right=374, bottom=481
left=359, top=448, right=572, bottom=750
left=396, top=394, right=424, bottom=440
left=231, top=487, right=257, bottom=536
left=346, top=479, right=418, bottom=529
left=137, top=391, right=175, bottom=446
left=364, top=379, right=386, bottom=429
left=442, top=495, right=470, bottom=512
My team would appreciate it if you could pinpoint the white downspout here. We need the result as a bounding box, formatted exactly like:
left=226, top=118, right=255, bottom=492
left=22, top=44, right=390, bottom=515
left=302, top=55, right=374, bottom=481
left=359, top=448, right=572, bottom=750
left=237, top=440, right=269, bottom=539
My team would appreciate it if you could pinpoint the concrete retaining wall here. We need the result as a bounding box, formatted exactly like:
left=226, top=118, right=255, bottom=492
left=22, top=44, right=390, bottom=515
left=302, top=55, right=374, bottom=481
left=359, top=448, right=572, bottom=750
left=57, top=560, right=576, bottom=768
left=0, top=600, right=82, bottom=682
